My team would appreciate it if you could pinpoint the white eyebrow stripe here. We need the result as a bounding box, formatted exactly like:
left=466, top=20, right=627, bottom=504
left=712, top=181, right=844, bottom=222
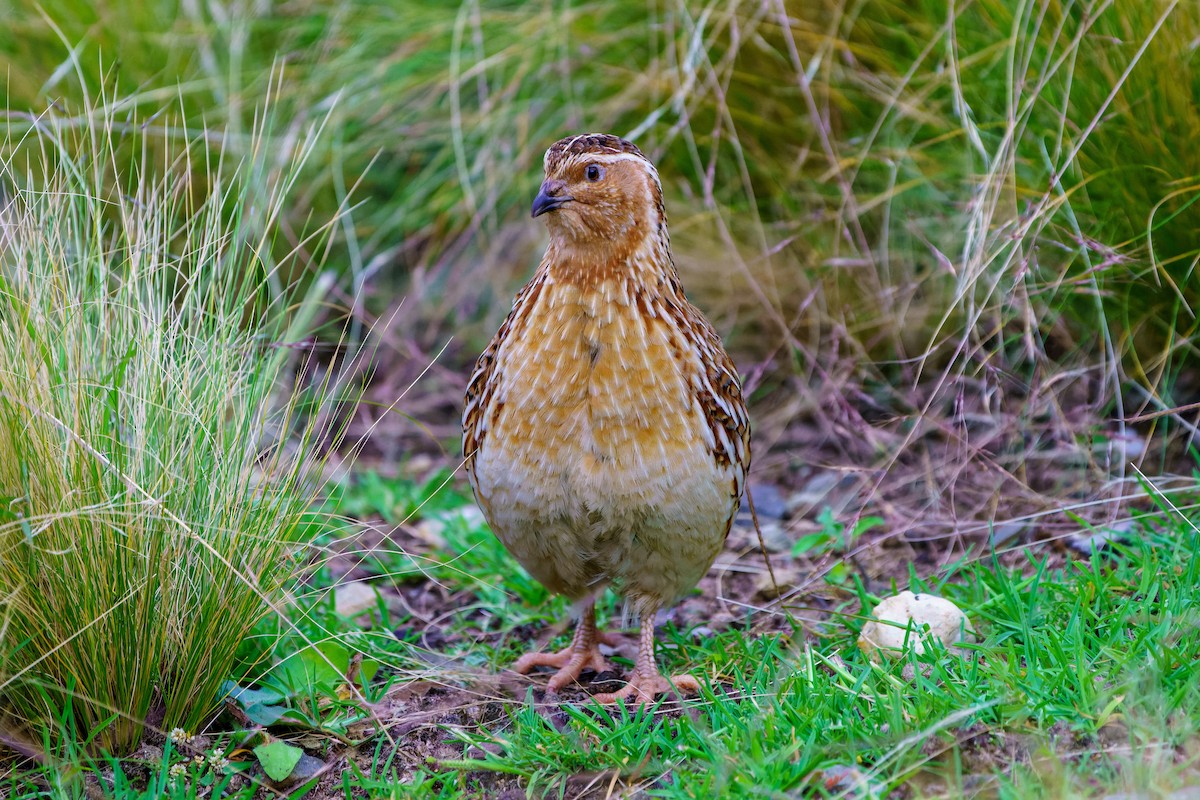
left=586, top=152, right=648, bottom=166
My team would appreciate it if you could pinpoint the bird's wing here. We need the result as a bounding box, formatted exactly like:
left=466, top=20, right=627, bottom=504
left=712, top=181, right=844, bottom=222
left=685, top=305, right=751, bottom=497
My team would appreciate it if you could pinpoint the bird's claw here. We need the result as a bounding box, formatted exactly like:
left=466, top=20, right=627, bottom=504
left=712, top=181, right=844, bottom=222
left=592, top=672, right=700, bottom=706
left=514, top=642, right=614, bottom=692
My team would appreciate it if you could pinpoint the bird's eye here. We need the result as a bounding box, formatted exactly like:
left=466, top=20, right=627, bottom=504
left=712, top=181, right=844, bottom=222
left=585, top=164, right=604, bottom=182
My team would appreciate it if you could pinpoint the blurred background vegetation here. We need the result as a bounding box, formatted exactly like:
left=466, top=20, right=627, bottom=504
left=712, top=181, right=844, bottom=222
left=5, top=0, right=1198, bottom=395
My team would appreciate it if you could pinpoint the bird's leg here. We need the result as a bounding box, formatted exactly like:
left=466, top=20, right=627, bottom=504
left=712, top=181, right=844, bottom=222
left=592, top=610, right=700, bottom=705
left=514, top=601, right=615, bottom=692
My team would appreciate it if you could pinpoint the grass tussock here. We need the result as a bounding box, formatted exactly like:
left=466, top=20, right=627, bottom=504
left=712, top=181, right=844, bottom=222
left=0, top=95, right=346, bottom=754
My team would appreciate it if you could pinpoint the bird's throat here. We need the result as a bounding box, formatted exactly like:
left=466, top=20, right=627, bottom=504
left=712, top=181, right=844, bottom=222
left=545, top=229, right=671, bottom=289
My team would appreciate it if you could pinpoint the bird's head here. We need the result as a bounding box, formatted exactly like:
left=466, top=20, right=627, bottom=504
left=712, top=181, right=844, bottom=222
left=532, top=134, right=665, bottom=252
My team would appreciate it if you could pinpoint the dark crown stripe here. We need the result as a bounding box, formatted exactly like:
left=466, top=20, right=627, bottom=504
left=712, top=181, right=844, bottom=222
left=545, top=133, right=647, bottom=170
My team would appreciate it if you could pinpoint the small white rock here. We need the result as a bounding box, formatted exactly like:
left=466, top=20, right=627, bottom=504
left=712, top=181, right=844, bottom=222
left=858, top=590, right=974, bottom=660
left=334, top=581, right=379, bottom=618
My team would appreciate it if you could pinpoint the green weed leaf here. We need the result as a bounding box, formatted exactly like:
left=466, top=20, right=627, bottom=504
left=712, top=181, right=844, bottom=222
left=253, top=740, right=304, bottom=781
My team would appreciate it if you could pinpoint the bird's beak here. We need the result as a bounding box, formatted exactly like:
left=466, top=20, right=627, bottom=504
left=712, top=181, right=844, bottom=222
left=531, top=179, right=571, bottom=218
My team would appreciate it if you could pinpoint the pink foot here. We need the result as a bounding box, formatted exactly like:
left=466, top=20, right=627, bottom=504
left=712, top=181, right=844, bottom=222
left=592, top=671, right=700, bottom=706
left=514, top=640, right=614, bottom=692
left=513, top=605, right=617, bottom=692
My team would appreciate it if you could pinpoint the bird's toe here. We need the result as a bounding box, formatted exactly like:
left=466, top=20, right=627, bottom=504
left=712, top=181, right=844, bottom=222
left=592, top=671, right=700, bottom=706
left=514, top=643, right=613, bottom=692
